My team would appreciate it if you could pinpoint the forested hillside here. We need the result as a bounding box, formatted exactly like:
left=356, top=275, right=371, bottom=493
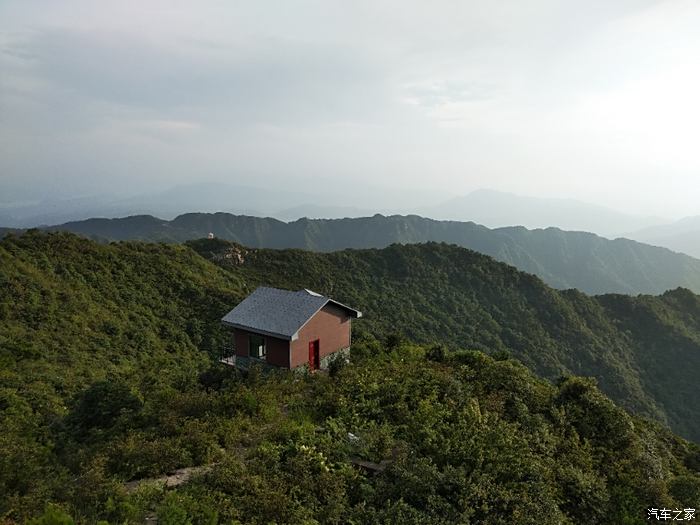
left=0, top=227, right=23, bottom=238
left=16, top=212, right=700, bottom=295
left=2, top=231, right=700, bottom=523
left=189, top=238, right=700, bottom=443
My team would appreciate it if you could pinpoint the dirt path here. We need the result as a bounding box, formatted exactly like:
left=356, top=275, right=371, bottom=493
left=124, top=464, right=214, bottom=493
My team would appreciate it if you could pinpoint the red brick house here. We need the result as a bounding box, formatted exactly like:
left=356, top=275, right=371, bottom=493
left=220, top=287, right=362, bottom=370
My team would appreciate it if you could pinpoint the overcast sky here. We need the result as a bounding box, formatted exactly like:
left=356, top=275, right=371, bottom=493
left=1, top=0, right=700, bottom=217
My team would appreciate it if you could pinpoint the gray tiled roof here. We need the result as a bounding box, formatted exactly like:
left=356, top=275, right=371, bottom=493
left=221, top=287, right=361, bottom=340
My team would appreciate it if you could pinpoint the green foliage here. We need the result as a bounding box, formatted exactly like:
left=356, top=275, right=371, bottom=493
left=425, top=344, right=447, bottom=362
left=0, top=231, right=244, bottom=521
left=150, top=345, right=696, bottom=524
left=27, top=505, right=75, bottom=525
left=669, top=476, right=700, bottom=507
left=194, top=239, right=700, bottom=443
left=66, top=380, right=142, bottom=439
left=2, top=231, right=700, bottom=523
left=34, top=211, right=700, bottom=295
left=327, top=352, right=349, bottom=377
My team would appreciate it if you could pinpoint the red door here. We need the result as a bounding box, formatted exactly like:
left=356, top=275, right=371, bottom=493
left=308, top=340, right=320, bottom=370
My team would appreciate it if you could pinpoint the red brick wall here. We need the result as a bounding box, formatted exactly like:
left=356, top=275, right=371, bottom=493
left=232, top=328, right=290, bottom=368
left=290, top=304, right=352, bottom=368
left=266, top=336, right=290, bottom=368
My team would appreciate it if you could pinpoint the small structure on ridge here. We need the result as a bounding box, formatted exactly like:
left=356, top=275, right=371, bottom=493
left=220, top=286, right=362, bottom=371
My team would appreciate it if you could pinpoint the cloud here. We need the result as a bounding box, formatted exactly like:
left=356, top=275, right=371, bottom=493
left=1, top=0, right=700, bottom=217
left=2, top=26, right=393, bottom=129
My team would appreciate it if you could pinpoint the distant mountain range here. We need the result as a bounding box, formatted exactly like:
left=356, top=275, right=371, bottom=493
left=419, top=189, right=663, bottom=236
left=0, top=182, right=419, bottom=227
left=6, top=212, right=700, bottom=296
left=628, top=215, right=700, bottom=259
left=0, top=183, right=665, bottom=238
left=0, top=183, right=297, bottom=227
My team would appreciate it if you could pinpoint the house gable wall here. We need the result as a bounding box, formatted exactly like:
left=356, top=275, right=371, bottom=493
left=290, top=304, right=352, bottom=368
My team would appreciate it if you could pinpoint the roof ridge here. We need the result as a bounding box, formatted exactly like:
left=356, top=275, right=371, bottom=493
left=300, top=288, right=324, bottom=297
left=221, top=286, right=360, bottom=341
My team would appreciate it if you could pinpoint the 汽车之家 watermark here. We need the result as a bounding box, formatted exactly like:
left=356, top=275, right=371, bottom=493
left=648, top=508, right=696, bottom=521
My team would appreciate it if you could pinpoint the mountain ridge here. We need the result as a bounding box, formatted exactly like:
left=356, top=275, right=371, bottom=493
left=629, top=215, right=700, bottom=259
left=6, top=211, right=700, bottom=296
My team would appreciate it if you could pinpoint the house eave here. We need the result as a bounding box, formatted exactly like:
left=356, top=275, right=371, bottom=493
left=327, top=299, right=362, bottom=318
left=220, top=320, right=293, bottom=341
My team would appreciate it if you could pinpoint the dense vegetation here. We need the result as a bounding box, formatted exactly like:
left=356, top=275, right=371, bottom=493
left=2, top=231, right=700, bottom=523
left=191, top=238, right=700, bottom=443
left=5, top=212, right=700, bottom=295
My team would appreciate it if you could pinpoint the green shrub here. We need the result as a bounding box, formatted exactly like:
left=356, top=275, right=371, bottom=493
left=66, top=380, right=142, bottom=439
left=28, top=505, right=74, bottom=525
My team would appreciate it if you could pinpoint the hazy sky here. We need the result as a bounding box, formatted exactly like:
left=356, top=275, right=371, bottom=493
left=1, top=0, right=700, bottom=217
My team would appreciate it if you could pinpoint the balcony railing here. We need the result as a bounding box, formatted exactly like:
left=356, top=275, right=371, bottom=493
left=219, top=351, right=276, bottom=371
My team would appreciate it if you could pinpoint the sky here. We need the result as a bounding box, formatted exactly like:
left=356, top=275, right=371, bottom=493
left=1, top=0, right=700, bottom=218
